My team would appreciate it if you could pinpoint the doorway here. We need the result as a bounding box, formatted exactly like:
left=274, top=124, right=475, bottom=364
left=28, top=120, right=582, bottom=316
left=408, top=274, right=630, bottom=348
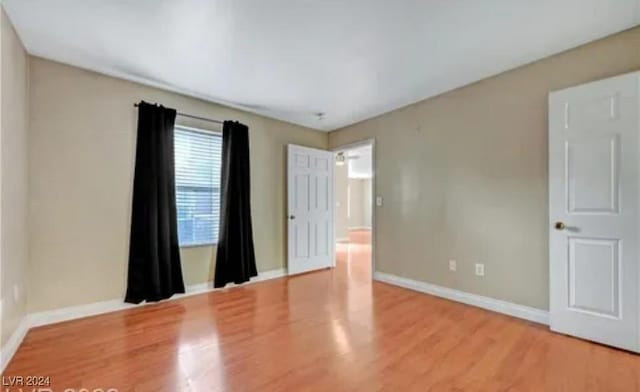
left=333, top=141, right=374, bottom=281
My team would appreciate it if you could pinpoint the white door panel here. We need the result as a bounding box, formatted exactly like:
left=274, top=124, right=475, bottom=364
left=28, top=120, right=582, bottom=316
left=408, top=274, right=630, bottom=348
left=288, top=145, right=334, bottom=275
left=549, top=72, right=640, bottom=352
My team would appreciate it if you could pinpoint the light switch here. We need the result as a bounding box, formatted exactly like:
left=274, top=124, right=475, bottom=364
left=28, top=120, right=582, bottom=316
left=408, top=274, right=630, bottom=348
left=376, top=196, right=383, bottom=207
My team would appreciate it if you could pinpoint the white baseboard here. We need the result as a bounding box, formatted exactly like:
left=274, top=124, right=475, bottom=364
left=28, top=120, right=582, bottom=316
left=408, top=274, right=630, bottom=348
left=348, top=226, right=372, bottom=231
left=374, top=272, right=549, bottom=325
left=0, top=317, right=30, bottom=372
left=30, top=268, right=287, bottom=328
left=1, top=268, right=287, bottom=372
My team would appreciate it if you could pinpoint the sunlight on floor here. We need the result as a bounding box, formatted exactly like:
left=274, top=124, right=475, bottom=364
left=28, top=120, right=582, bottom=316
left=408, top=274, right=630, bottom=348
left=336, top=230, right=371, bottom=283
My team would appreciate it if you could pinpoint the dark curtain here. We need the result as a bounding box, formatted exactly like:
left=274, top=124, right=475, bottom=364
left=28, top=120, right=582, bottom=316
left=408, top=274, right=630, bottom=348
left=125, top=101, right=185, bottom=303
left=214, top=121, right=258, bottom=288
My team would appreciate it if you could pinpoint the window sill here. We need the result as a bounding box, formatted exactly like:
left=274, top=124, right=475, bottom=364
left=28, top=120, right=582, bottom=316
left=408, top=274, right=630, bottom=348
left=179, top=243, right=217, bottom=249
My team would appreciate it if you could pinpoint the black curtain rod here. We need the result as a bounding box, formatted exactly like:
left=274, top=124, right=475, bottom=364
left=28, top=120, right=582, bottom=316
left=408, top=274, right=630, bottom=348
left=133, top=103, right=224, bottom=125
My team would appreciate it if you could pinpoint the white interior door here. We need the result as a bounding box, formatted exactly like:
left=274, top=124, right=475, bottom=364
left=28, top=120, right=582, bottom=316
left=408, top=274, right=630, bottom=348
left=287, top=145, right=334, bottom=275
left=549, top=72, right=640, bottom=352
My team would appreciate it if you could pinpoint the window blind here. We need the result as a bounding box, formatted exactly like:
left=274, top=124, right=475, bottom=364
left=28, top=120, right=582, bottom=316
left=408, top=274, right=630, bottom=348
left=174, top=126, right=222, bottom=246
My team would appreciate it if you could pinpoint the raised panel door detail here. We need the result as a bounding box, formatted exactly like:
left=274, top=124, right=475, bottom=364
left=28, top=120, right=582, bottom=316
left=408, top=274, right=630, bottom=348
left=565, top=135, right=619, bottom=214
left=564, top=94, right=619, bottom=130
left=295, top=174, right=310, bottom=212
left=315, top=175, right=329, bottom=212
left=568, top=237, right=620, bottom=318
left=295, top=153, right=310, bottom=168
left=315, top=157, right=329, bottom=171
left=295, top=221, right=310, bottom=259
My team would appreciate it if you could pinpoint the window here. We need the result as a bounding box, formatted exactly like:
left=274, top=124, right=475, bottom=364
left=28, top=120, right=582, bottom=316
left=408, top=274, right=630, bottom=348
left=174, top=126, right=222, bottom=246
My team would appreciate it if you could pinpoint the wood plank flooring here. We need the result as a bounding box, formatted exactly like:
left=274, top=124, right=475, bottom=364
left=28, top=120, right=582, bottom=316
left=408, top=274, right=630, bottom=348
left=3, top=230, right=640, bottom=391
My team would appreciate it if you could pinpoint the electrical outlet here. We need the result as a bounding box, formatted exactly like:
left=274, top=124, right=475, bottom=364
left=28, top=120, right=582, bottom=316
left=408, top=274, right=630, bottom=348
left=13, top=284, right=20, bottom=302
left=376, top=196, right=383, bottom=207
left=475, top=263, right=485, bottom=277
left=448, top=259, right=457, bottom=272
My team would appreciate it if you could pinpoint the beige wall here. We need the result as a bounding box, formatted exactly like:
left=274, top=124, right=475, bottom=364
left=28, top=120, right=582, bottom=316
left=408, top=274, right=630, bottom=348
left=11, top=18, right=640, bottom=318
left=335, top=164, right=349, bottom=241
left=329, top=27, right=640, bottom=310
left=362, top=178, right=372, bottom=228
left=28, top=58, right=327, bottom=312
left=348, top=178, right=372, bottom=229
left=1, top=8, right=29, bottom=346
left=336, top=169, right=373, bottom=241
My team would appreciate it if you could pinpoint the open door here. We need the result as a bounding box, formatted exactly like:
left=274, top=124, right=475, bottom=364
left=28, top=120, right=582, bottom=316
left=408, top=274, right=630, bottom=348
left=287, top=144, right=334, bottom=275
left=549, top=72, right=640, bottom=352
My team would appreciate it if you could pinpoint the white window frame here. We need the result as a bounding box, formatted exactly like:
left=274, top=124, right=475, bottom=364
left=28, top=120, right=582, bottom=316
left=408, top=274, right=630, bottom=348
left=174, top=124, right=222, bottom=248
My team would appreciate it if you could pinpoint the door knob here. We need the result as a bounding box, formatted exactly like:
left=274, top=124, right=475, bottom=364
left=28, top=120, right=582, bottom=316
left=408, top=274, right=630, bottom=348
left=289, top=215, right=296, bottom=220
left=554, top=221, right=566, bottom=230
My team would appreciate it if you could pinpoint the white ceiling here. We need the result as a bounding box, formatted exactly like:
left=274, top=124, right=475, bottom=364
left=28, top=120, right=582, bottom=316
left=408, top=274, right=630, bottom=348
left=4, top=0, right=640, bottom=131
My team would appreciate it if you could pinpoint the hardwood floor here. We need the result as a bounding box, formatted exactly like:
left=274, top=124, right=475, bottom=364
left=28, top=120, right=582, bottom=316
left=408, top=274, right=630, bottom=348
left=4, top=230, right=640, bottom=391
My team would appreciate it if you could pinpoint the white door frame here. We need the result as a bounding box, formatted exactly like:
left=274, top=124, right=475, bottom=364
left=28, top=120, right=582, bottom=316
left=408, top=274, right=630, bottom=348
left=332, top=138, right=376, bottom=280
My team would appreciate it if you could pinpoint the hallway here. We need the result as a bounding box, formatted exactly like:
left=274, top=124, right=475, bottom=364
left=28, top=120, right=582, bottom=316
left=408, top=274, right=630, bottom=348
left=335, top=229, right=372, bottom=286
